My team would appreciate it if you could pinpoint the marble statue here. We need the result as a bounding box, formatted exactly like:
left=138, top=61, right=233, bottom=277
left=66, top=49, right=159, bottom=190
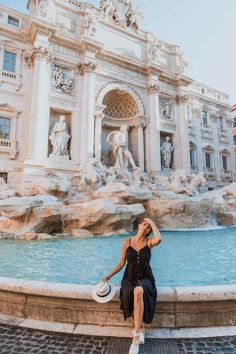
left=53, top=66, right=74, bottom=94
left=100, top=0, right=115, bottom=19
left=49, top=115, right=70, bottom=158
left=161, top=136, right=174, bottom=169
left=107, top=125, right=137, bottom=172
left=38, top=0, right=49, bottom=18
left=84, top=13, right=97, bottom=36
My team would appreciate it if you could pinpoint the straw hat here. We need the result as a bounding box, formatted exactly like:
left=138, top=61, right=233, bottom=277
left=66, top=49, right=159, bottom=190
left=91, top=282, right=117, bottom=303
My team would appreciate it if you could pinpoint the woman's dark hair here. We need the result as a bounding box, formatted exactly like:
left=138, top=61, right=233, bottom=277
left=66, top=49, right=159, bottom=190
left=134, top=219, right=152, bottom=238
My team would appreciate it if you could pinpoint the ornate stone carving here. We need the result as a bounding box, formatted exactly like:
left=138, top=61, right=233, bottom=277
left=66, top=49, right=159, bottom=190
left=53, top=66, right=74, bottom=94
left=38, top=0, right=49, bottom=19
left=49, top=115, right=70, bottom=159
left=192, top=106, right=201, bottom=118
left=78, top=62, right=97, bottom=74
left=24, top=46, right=54, bottom=66
left=159, top=99, right=172, bottom=119
left=99, top=0, right=143, bottom=31
left=176, top=52, right=187, bottom=75
left=84, top=13, right=97, bottom=37
left=148, top=39, right=162, bottom=64
left=147, top=84, right=160, bottom=94
left=175, top=94, right=189, bottom=104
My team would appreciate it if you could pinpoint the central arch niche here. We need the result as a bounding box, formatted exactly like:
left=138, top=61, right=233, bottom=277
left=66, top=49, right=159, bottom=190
left=101, top=89, right=140, bottom=167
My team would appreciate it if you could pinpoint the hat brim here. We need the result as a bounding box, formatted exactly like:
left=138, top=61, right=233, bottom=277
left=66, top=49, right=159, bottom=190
left=91, top=283, right=117, bottom=303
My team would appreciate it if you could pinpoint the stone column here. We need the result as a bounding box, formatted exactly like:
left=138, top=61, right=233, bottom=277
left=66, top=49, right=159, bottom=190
left=78, top=61, right=96, bottom=164
left=174, top=94, right=191, bottom=174
left=26, top=46, right=54, bottom=161
left=147, top=84, right=161, bottom=174
left=210, top=113, right=221, bottom=182
left=226, top=117, right=235, bottom=178
left=94, top=112, right=105, bottom=161
left=192, top=107, right=204, bottom=173
left=137, top=121, right=145, bottom=171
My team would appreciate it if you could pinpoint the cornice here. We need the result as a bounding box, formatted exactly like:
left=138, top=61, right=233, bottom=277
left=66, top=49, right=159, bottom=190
left=27, top=18, right=57, bottom=42
left=188, top=92, right=232, bottom=110
left=0, top=27, right=27, bottom=43
left=79, top=38, right=104, bottom=55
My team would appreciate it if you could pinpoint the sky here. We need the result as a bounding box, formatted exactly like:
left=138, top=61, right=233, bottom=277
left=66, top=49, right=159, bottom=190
left=1, top=0, right=235, bottom=104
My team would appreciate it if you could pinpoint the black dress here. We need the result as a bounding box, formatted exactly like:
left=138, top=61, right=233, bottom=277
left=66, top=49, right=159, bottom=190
left=120, top=238, right=157, bottom=324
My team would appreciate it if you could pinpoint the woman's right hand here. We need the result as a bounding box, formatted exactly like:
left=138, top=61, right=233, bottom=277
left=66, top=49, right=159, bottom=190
left=102, top=276, right=110, bottom=283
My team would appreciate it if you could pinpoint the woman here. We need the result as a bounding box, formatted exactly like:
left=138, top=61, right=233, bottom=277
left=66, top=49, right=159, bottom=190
left=102, top=218, right=162, bottom=354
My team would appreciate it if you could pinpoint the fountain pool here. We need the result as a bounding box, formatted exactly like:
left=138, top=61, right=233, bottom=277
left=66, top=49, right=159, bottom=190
left=0, top=227, right=236, bottom=287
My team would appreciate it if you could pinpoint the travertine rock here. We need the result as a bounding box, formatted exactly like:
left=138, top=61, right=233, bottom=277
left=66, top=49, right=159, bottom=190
left=146, top=197, right=217, bottom=229
left=93, top=183, right=152, bottom=204
left=64, top=199, right=145, bottom=235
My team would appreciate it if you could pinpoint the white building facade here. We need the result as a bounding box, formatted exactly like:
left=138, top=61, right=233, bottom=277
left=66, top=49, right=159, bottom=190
left=0, top=0, right=234, bottom=190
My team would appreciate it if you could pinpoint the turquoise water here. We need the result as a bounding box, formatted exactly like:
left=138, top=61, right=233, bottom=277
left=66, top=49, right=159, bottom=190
left=0, top=228, right=236, bottom=287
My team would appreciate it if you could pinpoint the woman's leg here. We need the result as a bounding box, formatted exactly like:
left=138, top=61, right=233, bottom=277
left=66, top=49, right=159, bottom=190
left=133, top=286, right=144, bottom=340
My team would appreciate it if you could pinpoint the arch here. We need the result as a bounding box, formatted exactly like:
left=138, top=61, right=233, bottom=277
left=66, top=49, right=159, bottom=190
left=96, top=81, right=146, bottom=116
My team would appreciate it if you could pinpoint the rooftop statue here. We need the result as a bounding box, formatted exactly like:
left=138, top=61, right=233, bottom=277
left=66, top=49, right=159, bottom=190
left=100, top=0, right=143, bottom=30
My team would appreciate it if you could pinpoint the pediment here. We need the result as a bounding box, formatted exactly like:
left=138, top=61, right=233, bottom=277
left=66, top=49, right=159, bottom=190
left=0, top=104, right=19, bottom=113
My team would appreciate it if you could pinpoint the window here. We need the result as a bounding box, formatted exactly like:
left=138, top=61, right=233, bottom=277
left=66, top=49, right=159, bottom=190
left=8, top=16, right=19, bottom=27
left=222, top=155, right=227, bottom=170
left=234, top=117, right=236, bottom=128
left=0, top=117, right=11, bottom=140
left=234, top=135, right=236, bottom=144
left=219, top=116, right=224, bottom=130
left=202, top=111, right=208, bottom=126
left=201, top=88, right=205, bottom=95
left=190, top=149, right=195, bottom=167
left=205, top=152, right=211, bottom=168
left=3, top=51, right=16, bottom=72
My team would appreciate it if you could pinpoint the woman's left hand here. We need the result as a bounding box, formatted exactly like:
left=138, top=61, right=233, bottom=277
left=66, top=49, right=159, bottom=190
left=144, top=217, right=155, bottom=227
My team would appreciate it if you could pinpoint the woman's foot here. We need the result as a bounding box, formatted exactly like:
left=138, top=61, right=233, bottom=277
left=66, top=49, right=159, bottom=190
left=129, top=331, right=140, bottom=354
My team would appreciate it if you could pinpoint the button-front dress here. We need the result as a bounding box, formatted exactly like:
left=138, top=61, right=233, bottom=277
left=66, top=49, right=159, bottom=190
left=120, top=238, right=157, bottom=324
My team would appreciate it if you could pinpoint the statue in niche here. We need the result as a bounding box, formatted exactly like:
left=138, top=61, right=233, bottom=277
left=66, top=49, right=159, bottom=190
left=53, top=66, right=74, bottom=94
left=161, top=136, right=174, bottom=169
left=38, top=0, right=49, bottom=18
left=107, top=125, right=137, bottom=173
left=100, top=0, right=115, bottom=19
left=84, top=13, right=97, bottom=36
left=49, top=115, right=70, bottom=159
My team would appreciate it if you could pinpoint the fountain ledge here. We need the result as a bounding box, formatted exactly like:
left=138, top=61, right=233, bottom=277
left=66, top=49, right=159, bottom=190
left=0, top=277, right=236, bottom=328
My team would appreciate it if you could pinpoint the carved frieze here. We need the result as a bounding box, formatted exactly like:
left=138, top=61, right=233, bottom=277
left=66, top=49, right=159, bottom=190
left=78, top=62, right=97, bottom=74
left=84, top=13, right=97, bottom=37
left=159, top=99, right=172, bottom=119
left=53, top=65, right=74, bottom=95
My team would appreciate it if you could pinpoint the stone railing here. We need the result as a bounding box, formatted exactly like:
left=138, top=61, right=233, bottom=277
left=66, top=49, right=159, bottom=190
left=0, top=139, right=17, bottom=158
left=203, top=167, right=216, bottom=177
left=56, top=0, right=81, bottom=9
left=1, top=70, right=17, bottom=81
left=221, top=170, right=233, bottom=182
left=218, top=130, right=229, bottom=143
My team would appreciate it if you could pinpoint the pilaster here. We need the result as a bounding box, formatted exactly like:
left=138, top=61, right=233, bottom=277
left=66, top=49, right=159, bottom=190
left=146, top=81, right=161, bottom=174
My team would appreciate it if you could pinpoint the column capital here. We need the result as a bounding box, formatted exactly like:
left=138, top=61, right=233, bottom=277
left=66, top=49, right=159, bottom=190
left=24, top=46, right=54, bottom=67
left=77, top=61, right=97, bottom=74
left=175, top=94, right=189, bottom=105
left=147, top=84, right=161, bottom=94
